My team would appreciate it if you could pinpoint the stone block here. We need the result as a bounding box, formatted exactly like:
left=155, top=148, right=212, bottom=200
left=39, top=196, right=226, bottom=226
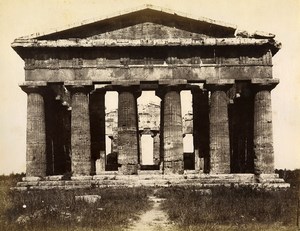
left=118, top=164, right=138, bottom=175
left=29, top=185, right=59, bottom=190
left=164, top=161, right=184, bottom=174
left=44, top=175, right=64, bottom=181
left=17, top=181, right=39, bottom=187
left=22, top=177, right=41, bottom=182
left=39, top=181, right=65, bottom=186
left=65, top=180, right=91, bottom=186
left=71, top=176, right=93, bottom=181
left=94, top=171, right=118, bottom=176
left=75, top=195, right=101, bottom=203
left=137, top=170, right=163, bottom=175
left=194, top=189, right=212, bottom=195
left=96, top=159, right=106, bottom=175
left=93, top=175, right=117, bottom=180
left=11, top=187, right=28, bottom=191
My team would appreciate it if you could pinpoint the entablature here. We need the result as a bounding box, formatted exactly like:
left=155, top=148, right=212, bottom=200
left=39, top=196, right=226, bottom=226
left=25, top=65, right=272, bottom=82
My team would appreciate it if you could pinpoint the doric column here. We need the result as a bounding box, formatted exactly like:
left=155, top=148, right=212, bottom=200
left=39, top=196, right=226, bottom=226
left=21, top=83, right=47, bottom=177
left=158, top=86, right=184, bottom=174
left=159, top=99, right=164, bottom=171
left=66, top=82, right=93, bottom=176
left=205, top=80, right=234, bottom=174
left=252, top=79, right=279, bottom=174
left=90, top=89, right=106, bottom=174
left=152, top=131, right=160, bottom=166
left=117, top=87, right=140, bottom=174
left=191, top=87, right=210, bottom=173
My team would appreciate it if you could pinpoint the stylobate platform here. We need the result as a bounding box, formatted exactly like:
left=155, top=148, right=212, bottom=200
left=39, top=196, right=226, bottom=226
left=13, top=172, right=289, bottom=190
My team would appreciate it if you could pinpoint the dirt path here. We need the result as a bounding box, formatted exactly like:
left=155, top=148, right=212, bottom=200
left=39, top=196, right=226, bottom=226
left=125, top=193, right=174, bottom=231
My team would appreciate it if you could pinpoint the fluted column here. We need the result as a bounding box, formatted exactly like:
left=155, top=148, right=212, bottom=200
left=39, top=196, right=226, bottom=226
left=252, top=79, right=279, bottom=174
left=159, top=86, right=184, bottom=174
left=117, top=87, right=140, bottom=174
left=67, top=84, right=93, bottom=176
left=90, top=89, right=106, bottom=174
left=205, top=80, right=234, bottom=174
left=21, top=84, right=47, bottom=177
left=152, top=131, right=160, bottom=166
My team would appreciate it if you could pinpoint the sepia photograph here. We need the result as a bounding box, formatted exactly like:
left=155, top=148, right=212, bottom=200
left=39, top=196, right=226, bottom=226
left=0, top=0, right=299, bottom=230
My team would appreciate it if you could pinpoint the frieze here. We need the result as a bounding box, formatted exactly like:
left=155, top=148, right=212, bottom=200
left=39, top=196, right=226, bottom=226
left=143, top=57, right=154, bottom=69
left=72, top=58, right=83, bottom=69
left=23, top=56, right=271, bottom=70
left=120, top=57, right=130, bottom=67
left=96, top=58, right=106, bottom=69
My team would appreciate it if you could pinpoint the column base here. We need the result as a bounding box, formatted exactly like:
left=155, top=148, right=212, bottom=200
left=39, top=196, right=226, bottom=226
left=118, top=164, right=138, bottom=175
left=163, top=161, right=184, bottom=174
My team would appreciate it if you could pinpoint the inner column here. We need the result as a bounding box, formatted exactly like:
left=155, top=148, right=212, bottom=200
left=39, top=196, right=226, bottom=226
left=117, top=87, right=140, bottom=175
left=90, top=89, right=106, bottom=175
left=138, top=91, right=161, bottom=170
left=191, top=87, right=210, bottom=173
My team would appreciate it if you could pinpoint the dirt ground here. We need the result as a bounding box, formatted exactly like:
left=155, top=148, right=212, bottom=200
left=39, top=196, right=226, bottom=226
left=125, top=191, right=173, bottom=231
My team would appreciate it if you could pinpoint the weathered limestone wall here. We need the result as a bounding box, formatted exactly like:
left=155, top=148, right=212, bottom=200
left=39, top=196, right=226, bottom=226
left=138, top=103, right=160, bottom=130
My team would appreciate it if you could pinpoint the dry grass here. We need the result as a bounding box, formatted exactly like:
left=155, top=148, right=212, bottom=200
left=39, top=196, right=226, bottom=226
left=156, top=185, right=299, bottom=230
left=1, top=173, right=299, bottom=231
left=0, top=175, right=152, bottom=231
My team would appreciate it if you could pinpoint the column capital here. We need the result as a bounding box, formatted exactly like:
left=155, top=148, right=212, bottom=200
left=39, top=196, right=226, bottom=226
left=155, top=84, right=185, bottom=99
left=19, top=81, right=47, bottom=94
left=251, top=78, right=279, bottom=91
left=65, top=81, right=93, bottom=94
left=204, top=79, right=234, bottom=91
left=114, top=85, right=141, bottom=98
left=91, top=87, right=106, bottom=95
left=190, top=85, right=207, bottom=95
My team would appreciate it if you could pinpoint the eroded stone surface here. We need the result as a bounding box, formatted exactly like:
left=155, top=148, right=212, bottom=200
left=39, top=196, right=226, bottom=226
left=68, top=86, right=92, bottom=176
left=207, top=85, right=231, bottom=174
left=253, top=88, right=275, bottom=174
left=118, top=90, right=139, bottom=174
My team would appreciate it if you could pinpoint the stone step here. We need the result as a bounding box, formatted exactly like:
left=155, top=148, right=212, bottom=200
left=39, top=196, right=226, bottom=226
left=12, top=181, right=290, bottom=191
left=13, top=173, right=289, bottom=190
left=137, top=170, right=163, bottom=175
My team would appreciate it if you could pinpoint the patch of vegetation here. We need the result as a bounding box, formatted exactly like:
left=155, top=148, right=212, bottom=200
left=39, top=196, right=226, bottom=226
left=156, top=185, right=298, bottom=230
left=0, top=176, right=152, bottom=231
left=276, top=169, right=300, bottom=188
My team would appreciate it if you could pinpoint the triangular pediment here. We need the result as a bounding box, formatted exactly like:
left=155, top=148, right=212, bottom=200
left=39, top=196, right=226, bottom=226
left=12, top=4, right=280, bottom=56
left=86, top=22, right=213, bottom=40
left=21, top=5, right=238, bottom=40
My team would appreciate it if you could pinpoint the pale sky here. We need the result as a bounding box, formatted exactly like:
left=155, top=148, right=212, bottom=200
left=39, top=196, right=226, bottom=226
left=0, top=0, right=299, bottom=174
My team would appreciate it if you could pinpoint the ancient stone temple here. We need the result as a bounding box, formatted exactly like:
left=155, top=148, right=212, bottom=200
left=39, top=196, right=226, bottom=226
left=12, top=5, right=289, bottom=189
